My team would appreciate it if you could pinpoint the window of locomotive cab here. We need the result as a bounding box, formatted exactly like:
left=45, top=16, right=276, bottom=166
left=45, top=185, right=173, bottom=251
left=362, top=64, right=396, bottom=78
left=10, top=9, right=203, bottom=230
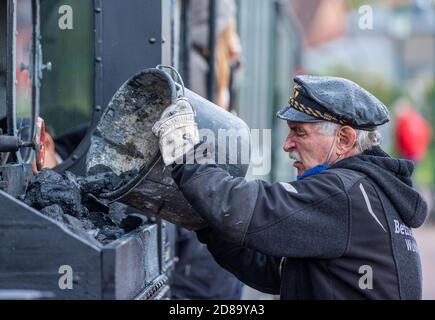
left=39, top=0, right=93, bottom=144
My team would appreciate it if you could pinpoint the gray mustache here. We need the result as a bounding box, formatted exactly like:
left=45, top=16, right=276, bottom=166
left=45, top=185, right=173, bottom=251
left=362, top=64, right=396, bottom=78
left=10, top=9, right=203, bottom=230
left=288, top=150, right=302, bottom=162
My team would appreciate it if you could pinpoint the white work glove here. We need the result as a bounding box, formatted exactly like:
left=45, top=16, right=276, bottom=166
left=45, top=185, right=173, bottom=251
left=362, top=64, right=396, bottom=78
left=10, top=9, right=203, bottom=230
left=152, top=98, right=200, bottom=166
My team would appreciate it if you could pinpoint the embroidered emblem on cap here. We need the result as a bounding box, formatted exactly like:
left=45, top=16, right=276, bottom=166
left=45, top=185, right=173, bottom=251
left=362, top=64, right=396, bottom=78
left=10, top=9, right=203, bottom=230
left=288, top=87, right=347, bottom=125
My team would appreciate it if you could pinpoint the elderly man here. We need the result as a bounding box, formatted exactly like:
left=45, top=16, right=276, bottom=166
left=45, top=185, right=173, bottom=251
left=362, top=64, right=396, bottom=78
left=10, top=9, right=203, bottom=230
left=152, top=75, right=427, bottom=300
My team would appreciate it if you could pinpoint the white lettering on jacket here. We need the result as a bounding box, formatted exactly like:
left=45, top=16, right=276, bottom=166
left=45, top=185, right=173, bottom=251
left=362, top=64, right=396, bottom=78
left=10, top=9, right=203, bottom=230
left=280, top=182, right=298, bottom=194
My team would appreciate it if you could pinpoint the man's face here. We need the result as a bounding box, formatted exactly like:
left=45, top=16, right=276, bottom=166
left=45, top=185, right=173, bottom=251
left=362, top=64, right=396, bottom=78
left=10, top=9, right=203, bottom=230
left=282, top=121, right=336, bottom=176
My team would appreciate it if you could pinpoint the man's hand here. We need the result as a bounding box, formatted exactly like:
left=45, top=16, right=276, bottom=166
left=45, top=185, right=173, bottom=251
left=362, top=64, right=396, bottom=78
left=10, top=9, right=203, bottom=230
left=152, top=98, right=200, bottom=166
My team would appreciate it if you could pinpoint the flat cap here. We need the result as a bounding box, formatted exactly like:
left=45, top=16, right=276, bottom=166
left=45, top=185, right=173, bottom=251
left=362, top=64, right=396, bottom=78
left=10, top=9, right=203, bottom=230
left=277, top=75, right=390, bottom=131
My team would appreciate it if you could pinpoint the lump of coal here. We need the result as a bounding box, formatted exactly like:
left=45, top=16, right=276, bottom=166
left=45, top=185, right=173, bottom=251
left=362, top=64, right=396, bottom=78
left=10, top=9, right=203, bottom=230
left=24, top=168, right=144, bottom=246
left=120, top=214, right=147, bottom=233
left=98, top=225, right=125, bottom=242
left=80, top=167, right=139, bottom=196
left=88, top=211, right=111, bottom=228
left=63, top=171, right=81, bottom=190
left=63, top=215, right=101, bottom=247
left=79, top=171, right=122, bottom=195
left=37, top=169, right=63, bottom=183
left=119, top=169, right=139, bottom=184
left=25, top=169, right=87, bottom=218
left=41, top=204, right=65, bottom=223
left=81, top=218, right=96, bottom=231
left=87, top=164, right=113, bottom=176
left=107, top=203, right=148, bottom=232
left=82, top=194, right=109, bottom=214
left=108, top=202, right=129, bottom=226
left=40, top=204, right=100, bottom=246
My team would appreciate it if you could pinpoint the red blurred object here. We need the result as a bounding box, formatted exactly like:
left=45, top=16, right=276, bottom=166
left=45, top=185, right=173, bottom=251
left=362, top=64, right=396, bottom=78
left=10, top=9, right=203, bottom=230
left=396, top=108, right=432, bottom=162
left=294, top=66, right=308, bottom=76
left=32, top=117, right=45, bottom=173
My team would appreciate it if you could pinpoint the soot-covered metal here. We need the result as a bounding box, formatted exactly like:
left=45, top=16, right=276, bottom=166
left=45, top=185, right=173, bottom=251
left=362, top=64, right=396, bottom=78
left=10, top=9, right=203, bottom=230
left=1, top=164, right=173, bottom=299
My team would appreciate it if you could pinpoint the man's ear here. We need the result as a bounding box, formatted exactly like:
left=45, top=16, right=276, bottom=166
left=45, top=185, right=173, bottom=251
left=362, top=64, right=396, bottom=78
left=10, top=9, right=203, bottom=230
left=336, top=126, right=357, bottom=154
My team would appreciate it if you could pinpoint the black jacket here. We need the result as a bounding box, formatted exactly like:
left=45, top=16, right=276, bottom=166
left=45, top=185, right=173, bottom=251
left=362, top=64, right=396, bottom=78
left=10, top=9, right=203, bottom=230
left=170, top=227, right=243, bottom=300
left=172, top=147, right=427, bottom=300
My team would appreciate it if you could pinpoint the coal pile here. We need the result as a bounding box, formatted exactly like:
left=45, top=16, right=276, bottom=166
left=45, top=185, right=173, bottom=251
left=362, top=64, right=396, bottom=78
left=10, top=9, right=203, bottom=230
left=23, top=168, right=146, bottom=246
